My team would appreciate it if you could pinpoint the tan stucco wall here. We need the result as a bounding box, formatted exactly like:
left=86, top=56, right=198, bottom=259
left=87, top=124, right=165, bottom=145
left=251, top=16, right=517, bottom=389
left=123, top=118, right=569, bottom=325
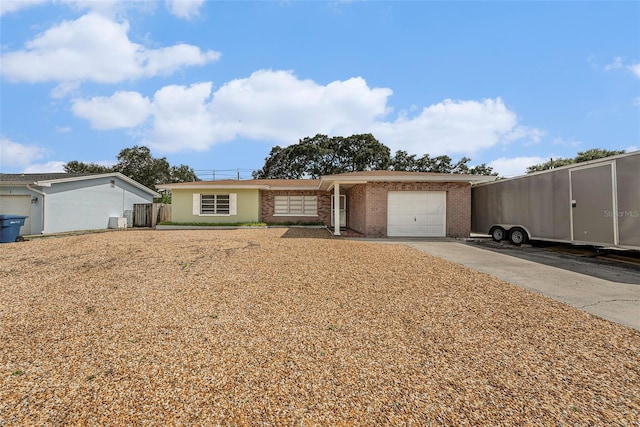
left=171, top=188, right=260, bottom=223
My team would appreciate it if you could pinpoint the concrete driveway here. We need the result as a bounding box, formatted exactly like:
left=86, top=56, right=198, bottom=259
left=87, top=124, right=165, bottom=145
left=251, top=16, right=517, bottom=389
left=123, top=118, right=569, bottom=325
left=361, top=239, right=640, bottom=331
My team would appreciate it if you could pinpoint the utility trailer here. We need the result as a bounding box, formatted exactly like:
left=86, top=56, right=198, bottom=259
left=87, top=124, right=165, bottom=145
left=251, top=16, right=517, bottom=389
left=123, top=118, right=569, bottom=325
left=471, top=151, right=640, bottom=250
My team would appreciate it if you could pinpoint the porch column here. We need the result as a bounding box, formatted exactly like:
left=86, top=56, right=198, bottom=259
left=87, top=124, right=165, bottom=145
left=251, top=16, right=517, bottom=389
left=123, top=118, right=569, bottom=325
left=333, top=182, right=341, bottom=236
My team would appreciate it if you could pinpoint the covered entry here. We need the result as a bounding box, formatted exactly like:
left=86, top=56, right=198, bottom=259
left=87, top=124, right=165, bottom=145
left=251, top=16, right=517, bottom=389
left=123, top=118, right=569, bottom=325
left=387, top=191, right=446, bottom=237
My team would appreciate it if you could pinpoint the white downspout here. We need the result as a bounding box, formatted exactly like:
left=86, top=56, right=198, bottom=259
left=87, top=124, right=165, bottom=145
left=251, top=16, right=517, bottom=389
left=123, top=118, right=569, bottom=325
left=333, top=182, right=341, bottom=236
left=26, top=184, right=46, bottom=234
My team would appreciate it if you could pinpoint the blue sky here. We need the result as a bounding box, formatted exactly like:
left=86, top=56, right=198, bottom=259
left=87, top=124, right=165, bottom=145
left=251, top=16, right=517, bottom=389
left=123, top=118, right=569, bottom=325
left=1, top=0, right=638, bottom=179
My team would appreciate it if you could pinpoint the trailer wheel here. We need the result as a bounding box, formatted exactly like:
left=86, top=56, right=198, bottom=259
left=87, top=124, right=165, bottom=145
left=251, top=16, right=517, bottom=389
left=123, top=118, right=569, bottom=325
left=509, top=227, right=528, bottom=246
left=490, top=226, right=506, bottom=242
left=15, top=236, right=25, bottom=242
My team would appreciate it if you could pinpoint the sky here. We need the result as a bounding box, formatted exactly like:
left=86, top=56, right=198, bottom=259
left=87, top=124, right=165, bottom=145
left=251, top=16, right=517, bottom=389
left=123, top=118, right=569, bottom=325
left=1, top=0, right=639, bottom=180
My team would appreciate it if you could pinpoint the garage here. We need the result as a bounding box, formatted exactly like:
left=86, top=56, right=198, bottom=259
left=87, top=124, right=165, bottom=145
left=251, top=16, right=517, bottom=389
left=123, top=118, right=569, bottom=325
left=387, top=191, right=446, bottom=237
left=0, top=195, right=32, bottom=235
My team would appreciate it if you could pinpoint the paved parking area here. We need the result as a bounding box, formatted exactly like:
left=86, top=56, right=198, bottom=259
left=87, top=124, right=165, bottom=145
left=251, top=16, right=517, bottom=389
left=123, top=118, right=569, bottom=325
left=360, top=238, right=640, bottom=331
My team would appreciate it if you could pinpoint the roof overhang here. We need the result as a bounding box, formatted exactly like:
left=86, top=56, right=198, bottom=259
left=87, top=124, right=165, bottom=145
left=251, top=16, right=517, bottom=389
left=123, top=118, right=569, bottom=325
left=319, top=174, right=497, bottom=190
left=158, top=183, right=270, bottom=190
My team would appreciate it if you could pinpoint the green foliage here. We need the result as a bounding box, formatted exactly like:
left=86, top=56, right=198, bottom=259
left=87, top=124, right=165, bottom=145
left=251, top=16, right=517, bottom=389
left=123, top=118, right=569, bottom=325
left=63, top=160, right=113, bottom=174
left=574, top=148, right=625, bottom=163
left=390, top=152, right=492, bottom=174
left=254, top=134, right=497, bottom=177
left=113, top=146, right=170, bottom=190
left=64, top=145, right=199, bottom=191
left=253, top=134, right=391, bottom=178
left=526, top=148, right=625, bottom=173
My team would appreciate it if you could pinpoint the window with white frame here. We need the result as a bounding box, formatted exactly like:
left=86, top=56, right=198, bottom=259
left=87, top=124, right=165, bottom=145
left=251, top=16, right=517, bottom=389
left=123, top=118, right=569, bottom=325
left=201, top=194, right=229, bottom=214
left=274, top=195, right=317, bottom=216
left=192, top=193, right=237, bottom=216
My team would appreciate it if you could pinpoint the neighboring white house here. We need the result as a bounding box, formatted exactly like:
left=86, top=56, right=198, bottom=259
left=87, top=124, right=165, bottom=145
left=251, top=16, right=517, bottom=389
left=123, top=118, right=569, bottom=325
left=0, top=173, right=160, bottom=235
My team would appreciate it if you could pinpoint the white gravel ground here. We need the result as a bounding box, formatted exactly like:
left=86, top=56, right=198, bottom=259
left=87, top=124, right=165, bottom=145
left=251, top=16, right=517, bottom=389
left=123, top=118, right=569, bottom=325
left=1, top=228, right=638, bottom=425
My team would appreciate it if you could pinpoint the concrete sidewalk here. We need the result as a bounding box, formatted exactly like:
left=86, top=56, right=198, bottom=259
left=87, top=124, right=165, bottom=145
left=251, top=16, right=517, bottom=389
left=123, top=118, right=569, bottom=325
left=366, top=239, right=640, bottom=331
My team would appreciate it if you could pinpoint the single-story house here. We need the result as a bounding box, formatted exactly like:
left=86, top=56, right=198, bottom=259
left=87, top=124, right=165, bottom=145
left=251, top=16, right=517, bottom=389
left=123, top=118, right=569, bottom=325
left=0, top=173, right=160, bottom=235
left=158, top=171, right=496, bottom=237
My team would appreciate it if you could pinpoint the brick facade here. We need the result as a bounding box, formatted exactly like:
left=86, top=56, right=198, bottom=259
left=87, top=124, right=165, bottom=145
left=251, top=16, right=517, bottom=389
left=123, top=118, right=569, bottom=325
left=261, top=190, right=332, bottom=224
left=261, top=182, right=471, bottom=237
left=345, top=182, right=471, bottom=237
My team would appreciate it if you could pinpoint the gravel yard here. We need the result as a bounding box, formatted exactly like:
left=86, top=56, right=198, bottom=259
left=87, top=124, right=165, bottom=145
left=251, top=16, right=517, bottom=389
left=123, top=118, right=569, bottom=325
left=1, top=228, right=639, bottom=425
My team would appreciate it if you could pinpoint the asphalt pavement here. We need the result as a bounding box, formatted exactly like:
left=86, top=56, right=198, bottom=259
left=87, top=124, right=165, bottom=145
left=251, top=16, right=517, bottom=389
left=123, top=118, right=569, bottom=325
left=359, top=238, right=640, bottom=331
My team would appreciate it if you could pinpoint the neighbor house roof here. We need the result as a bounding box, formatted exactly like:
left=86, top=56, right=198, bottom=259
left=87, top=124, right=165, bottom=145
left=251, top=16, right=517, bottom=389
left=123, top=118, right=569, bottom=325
left=0, top=172, right=160, bottom=197
left=0, top=173, right=90, bottom=184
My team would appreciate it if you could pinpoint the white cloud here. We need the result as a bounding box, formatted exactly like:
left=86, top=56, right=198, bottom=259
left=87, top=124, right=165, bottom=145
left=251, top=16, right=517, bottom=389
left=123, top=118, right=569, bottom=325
left=147, top=82, right=217, bottom=151
left=0, top=0, right=48, bottom=16
left=488, top=156, right=547, bottom=178
left=22, top=161, right=66, bottom=173
left=0, top=138, right=46, bottom=169
left=207, top=70, right=392, bottom=146
left=604, top=56, right=640, bottom=79
left=0, top=13, right=221, bottom=84
left=166, top=0, right=204, bottom=19
left=56, top=126, right=72, bottom=133
left=604, top=56, right=623, bottom=71
left=372, top=98, right=540, bottom=155
left=72, top=91, right=152, bottom=129
left=69, top=70, right=542, bottom=157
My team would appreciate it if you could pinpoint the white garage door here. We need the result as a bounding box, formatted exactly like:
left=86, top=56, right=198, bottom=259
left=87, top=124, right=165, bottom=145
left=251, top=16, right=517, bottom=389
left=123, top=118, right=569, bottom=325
left=387, top=191, right=446, bottom=237
left=0, top=195, right=32, bottom=235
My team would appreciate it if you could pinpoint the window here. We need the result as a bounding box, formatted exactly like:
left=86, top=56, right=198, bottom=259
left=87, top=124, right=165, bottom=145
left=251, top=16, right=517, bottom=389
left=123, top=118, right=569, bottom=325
left=201, top=194, right=230, bottom=215
left=192, top=193, right=237, bottom=216
left=274, top=195, right=317, bottom=216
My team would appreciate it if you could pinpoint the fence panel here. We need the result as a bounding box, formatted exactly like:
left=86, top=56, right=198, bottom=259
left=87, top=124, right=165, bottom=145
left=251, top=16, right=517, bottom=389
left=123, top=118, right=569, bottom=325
left=133, top=203, right=152, bottom=227
left=153, top=203, right=171, bottom=226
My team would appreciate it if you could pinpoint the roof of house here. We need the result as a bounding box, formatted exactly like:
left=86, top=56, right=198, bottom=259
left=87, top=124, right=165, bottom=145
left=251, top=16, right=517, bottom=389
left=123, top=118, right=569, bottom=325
left=158, top=179, right=321, bottom=191
left=158, top=170, right=497, bottom=191
left=0, top=172, right=160, bottom=197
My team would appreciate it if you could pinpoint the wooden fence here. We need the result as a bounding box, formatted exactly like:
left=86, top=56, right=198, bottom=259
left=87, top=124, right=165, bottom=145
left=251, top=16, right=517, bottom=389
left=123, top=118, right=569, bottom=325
left=133, top=203, right=171, bottom=228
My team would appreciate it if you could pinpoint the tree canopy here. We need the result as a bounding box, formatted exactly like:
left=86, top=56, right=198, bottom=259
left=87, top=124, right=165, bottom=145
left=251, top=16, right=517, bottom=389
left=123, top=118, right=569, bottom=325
left=526, top=148, right=626, bottom=173
left=64, top=145, right=199, bottom=190
left=253, top=134, right=391, bottom=179
left=253, top=134, right=497, bottom=178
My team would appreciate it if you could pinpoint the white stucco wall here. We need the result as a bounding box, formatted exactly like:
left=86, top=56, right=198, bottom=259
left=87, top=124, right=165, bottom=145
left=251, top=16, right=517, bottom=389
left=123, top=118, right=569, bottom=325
left=43, top=176, right=154, bottom=233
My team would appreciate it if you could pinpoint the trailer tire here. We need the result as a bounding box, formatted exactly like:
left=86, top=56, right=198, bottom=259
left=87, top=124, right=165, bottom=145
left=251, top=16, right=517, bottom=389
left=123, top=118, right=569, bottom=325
left=490, top=226, right=506, bottom=242
left=509, top=227, right=528, bottom=246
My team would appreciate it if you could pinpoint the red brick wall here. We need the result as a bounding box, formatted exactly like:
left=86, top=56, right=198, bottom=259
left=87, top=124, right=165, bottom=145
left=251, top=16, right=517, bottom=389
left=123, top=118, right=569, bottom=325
left=261, top=190, right=331, bottom=224
left=261, top=183, right=471, bottom=237
left=346, top=184, right=367, bottom=234
left=355, top=182, right=471, bottom=237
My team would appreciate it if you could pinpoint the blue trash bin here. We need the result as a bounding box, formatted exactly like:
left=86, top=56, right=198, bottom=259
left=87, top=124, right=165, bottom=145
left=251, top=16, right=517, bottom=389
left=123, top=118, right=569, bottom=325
left=0, top=214, right=28, bottom=243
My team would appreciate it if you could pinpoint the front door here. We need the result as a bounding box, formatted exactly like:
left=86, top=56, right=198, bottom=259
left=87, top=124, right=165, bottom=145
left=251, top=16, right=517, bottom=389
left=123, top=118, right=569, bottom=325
left=331, top=195, right=346, bottom=227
